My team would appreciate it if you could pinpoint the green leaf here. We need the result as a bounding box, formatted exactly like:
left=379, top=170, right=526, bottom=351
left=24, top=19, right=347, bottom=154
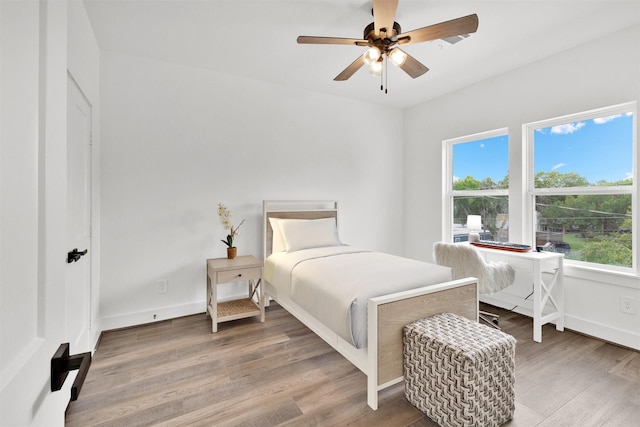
left=221, top=235, right=233, bottom=247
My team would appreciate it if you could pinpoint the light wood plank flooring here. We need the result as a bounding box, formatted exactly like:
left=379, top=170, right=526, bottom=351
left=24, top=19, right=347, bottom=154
left=66, top=303, right=640, bottom=426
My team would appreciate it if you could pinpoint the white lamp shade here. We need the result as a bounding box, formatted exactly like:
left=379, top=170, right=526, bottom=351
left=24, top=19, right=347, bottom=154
left=368, top=60, right=382, bottom=76
left=467, top=215, right=482, bottom=231
left=388, top=48, right=407, bottom=66
left=363, top=47, right=381, bottom=65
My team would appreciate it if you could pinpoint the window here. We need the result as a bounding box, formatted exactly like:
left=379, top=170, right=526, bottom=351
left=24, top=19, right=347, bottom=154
left=525, top=102, right=636, bottom=270
left=444, top=129, right=509, bottom=243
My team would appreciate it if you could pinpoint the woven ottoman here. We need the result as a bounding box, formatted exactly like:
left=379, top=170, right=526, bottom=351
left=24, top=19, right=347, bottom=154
left=403, top=312, right=516, bottom=427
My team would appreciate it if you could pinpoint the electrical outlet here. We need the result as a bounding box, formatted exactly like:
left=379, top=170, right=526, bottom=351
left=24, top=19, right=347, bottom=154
left=158, top=280, right=168, bottom=294
left=620, top=296, right=637, bottom=314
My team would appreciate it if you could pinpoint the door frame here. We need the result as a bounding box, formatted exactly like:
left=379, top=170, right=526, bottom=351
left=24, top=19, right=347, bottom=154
left=67, top=72, right=94, bottom=353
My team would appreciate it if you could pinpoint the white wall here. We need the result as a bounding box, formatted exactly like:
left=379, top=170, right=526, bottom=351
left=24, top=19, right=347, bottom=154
left=403, top=25, right=640, bottom=349
left=99, top=51, right=404, bottom=329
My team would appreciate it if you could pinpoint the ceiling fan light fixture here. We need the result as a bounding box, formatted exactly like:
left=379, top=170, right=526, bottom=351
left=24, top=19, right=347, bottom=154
left=388, top=48, right=407, bottom=66
left=363, top=47, right=381, bottom=65
left=368, top=59, right=382, bottom=76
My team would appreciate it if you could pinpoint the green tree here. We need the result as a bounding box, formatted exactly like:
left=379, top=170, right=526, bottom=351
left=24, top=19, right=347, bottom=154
left=534, top=171, right=589, bottom=188
left=456, top=169, right=633, bottom=266
left=454, top=196, right=509, bottom=240
left=498, top=174, right=509, bottom=189
left=453, top=176, right=481, bottom=190
left=453, top=175, right=509, bottom=239
left=534, top=171, right=633, bottom=266
left=581, top=234, right=632, bottom=267
left=565, top=194, right=631, bottom=236
left=534, top=172, right=632, bottom=235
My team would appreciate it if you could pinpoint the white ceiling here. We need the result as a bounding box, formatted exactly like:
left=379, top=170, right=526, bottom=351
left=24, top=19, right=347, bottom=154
left=83, top=0, right=640, bottom=109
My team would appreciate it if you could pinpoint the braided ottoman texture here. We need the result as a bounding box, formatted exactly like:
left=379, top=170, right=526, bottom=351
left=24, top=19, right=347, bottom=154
left=403, top=312, right=516, bottom=427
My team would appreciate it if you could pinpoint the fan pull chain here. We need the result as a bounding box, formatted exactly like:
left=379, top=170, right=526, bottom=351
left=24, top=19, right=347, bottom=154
left=380, top=57, right=383, bottom=92
left=384, top=54, right=388, bottom=94
left=379, top=54, right=388, bottom=93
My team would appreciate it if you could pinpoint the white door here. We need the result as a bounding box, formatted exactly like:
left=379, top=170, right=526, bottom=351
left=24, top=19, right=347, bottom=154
left=0, top=1, right=81, bottom=425
left=66, top=75, right=92, bottom=353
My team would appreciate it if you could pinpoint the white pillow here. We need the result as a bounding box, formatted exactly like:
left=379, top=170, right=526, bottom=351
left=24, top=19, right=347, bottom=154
left=269, top=217, right=287, bottom=253
left=278, top=218, right=341, bottom=252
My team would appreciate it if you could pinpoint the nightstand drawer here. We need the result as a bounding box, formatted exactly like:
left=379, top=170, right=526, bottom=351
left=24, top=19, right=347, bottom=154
left=216, top=267, right=261, bottom=283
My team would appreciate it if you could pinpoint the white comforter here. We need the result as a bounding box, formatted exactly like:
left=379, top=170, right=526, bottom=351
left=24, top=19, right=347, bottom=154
left=266, top=246, right=452, bottom=348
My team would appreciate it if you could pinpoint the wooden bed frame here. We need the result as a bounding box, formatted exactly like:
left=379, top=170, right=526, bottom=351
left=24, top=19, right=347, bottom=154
left=262, top=200, right=478, bottom=410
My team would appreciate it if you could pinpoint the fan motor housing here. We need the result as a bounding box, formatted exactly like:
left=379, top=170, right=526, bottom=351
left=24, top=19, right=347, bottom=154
left=364, top=21, right=401, bottom=41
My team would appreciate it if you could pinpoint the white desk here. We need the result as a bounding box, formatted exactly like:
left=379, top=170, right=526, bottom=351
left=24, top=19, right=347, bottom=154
left=474, top=246, right=564, bottom=342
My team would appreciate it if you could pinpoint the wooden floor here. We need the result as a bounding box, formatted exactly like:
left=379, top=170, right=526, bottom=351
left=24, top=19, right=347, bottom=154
left=66, top=303, right=640, bottom=426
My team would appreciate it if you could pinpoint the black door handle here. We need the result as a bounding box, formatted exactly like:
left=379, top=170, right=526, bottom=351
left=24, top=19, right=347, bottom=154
left=67, top=248, right=88, bottom=263
left=51, top=343, right=92, bottom=401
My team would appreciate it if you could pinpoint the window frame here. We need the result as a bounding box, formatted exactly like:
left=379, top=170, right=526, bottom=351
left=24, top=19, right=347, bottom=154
left=442, top=127, right=510, bottom=243
left=523, top=101, right=637, bottom=274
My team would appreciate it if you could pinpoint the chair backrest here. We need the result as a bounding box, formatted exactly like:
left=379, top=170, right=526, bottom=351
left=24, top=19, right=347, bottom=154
left=433, top=242, right=515, bottom=294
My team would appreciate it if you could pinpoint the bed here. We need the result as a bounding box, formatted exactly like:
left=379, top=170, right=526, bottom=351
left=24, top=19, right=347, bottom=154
left=262, top=200, right=479, bottom=410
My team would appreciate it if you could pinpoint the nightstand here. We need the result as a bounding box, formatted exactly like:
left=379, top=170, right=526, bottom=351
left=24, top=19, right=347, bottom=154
left=206, top=255, right=264, bottom=333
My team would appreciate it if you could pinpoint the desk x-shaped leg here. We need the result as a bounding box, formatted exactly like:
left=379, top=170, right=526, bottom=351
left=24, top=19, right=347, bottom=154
left=533, top=258, right=564, bottom=342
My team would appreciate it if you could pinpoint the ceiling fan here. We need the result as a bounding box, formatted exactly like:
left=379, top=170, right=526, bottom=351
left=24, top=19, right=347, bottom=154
left=297, top=0, right=478, bottom=92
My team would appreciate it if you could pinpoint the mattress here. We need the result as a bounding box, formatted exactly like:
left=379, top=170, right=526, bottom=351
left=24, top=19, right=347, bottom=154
left=264, top=245, right=452, bottom=348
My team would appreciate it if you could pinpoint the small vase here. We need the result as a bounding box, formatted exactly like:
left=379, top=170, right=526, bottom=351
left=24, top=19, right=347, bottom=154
left=227, top=247, right=237, bottom=259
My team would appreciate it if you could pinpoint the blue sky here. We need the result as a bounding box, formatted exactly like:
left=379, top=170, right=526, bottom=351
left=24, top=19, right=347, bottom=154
left=453, top=113, right=634, bottom=184
left=534, top=113, right=633, bottom=183
left=453, top=134, right=509, bottom=183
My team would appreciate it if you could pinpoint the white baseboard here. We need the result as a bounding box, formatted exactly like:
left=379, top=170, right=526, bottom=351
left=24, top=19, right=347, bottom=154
left=481, top=296, right=640, bottom=350
left=100, top=301, right=206, bottom=332
left=563, top=314, right=640, bottom=350
left=91, top=320, right=103, bottom=352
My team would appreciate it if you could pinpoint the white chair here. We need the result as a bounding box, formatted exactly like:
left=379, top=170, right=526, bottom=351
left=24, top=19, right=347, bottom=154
left=433, top=242, right=515, bottom=327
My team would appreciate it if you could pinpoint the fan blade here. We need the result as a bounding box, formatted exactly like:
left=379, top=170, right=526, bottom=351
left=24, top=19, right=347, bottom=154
left=297, top=36, right=368, bottom=46
left=395, top=49, right=429, bottom=79
left=373, top=0, right=399, bottom=37
left=398, top=14, right=479, bottom=45
left=334, top=55, right=366, bottom=81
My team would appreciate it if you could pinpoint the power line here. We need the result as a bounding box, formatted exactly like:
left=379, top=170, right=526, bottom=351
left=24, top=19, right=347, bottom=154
left=536, top=203, right=631, bottom=218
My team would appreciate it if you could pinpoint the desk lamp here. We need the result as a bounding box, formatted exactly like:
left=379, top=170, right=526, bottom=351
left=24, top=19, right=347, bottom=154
left=467, top=215, right=482, bottom=243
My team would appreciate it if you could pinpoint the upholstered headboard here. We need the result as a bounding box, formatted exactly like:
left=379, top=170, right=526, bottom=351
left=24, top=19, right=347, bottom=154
left=262, top=200, right=338, bottom=258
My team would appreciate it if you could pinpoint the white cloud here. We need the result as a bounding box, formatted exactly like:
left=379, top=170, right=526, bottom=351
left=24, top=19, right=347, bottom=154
left=593, top=114, right=622, bottom=124
left=453, top=176, right=460, bottom=182
left=552, top=163, right=567, bottom=171
left=624, top=172, right=633, bottom=181
left=550, top=122, right=585, bottom=134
